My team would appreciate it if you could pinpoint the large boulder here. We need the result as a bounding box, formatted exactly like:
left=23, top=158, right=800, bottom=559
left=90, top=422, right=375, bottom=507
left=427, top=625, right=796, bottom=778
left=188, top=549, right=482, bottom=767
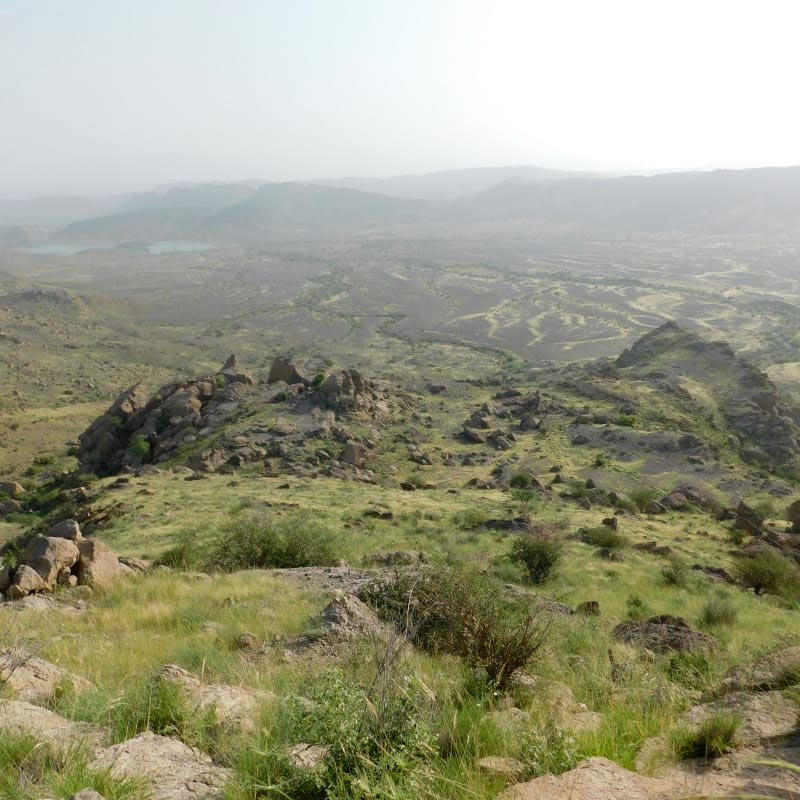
left=7, top=565, right=46, bottom=599
left=341, top=440, right=369, bottom=467
left=0, top=699, right=106, bottom=750
left=76, top=539, right=120, bottom=589
left=0, top=564, right=11, bottom=594
left=612, top=615, right=715, bottom=653
left=21, top=535, right=80, bottom=587
left=268, top=356, right=309, bottom=386
left=47, top=519, right=83, bottom=540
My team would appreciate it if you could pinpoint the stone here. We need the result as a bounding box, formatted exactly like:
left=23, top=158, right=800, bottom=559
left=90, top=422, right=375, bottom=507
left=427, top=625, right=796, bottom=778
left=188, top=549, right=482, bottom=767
left=268, top=357, right=310, bottom=386
left=89, top=731, right=230, bottom=800
left=612, top=615, right=715, bottom=653
left=786, top=499, right=800, bottom=533
left=341, top=440, right=369, bottom=467
left=156, top=664, right=273, bottom=732
left=0, top=481, right=25, bottom=498
left=71, top=791, right=106, bottom=800
left=8, top=565, right=46, bottom=599
left=719, top=646, right=800, bottom=693
left=0, top=700, right=106, bottom=750
left=288, top=743, right=329, bottom=769
left=76, top=539, right=120, bottom=589
left=497, top=757, right=655, bottom=800
left=477, top=756, right=526, bottom=778
left=48, top=519, right=83, bottom=540
left=0, top=564, right=11, bottom=594
left=0, top=648, right=93, bottom=702
left=22, top=535, right=80, bottom=587
left=0, top=498, right=22, bottom=516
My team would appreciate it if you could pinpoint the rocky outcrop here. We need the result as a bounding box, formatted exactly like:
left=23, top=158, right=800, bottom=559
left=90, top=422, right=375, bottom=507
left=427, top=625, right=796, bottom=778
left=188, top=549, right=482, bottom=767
left=0, top=699, right=107, bottom=750
left=267, top=356, right=310, bottom=386
left=0, top=520, right=124, bottom=601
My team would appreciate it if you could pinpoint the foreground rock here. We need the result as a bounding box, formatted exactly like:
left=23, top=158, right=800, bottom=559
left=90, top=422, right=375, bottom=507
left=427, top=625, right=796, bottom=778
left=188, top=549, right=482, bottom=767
left=90, top=731, right=230, bottom=800
left=156, top=664, right=273, bottom=732
left=1, top=521, right=124, bottom=601
left=0, top=648, right=93, bottom=702
left=612, top=615, right=715, bottom=653
left=718, top=645, right=800, bottom=693
left=498, top=757, right=662, bottom=800
left=0, top=699, right=106, bottom=750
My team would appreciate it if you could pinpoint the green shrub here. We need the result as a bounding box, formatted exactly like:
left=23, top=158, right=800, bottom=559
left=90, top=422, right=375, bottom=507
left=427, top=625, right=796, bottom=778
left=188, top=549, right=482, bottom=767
left=519, top=720, right=580, bottom=778
left=661, top=556, right=690, bottom=587
left=735, top=550, right=800, bottom=598
left=509, top=472, right=535, bottom=489
left=511, top=488, right=541, bottom=516
left=629, top=487, right=661, bottom=513
left=362, top=564, right=549, bottom=689
left=112, top=677, right=189, bottom=741
left=617, top=414, right=637, bottom=427
left=453, top=508, right=489, bottom=529
left=625, top=594, right=653, bottom=620
left=699, top=594, right=738, bottom=627
left=127, top=434, right=151, bottom=459
left=215, top=374, right=225, bottom=389
left=311, top=371, right=326, bottom=389
left=509, top=528, right=563, bottom=583
left=579, top=526, right=628, bottom=550
left=155, top=531, right=203, bottom=570
left=206, top=512, right=341, bottom=571
left=670, top=711, right=740, bottom=761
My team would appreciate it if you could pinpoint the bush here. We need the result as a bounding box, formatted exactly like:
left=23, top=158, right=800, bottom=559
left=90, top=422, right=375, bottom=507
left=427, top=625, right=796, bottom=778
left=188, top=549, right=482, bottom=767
left=579, top=526, right=628, bottom=550
left=311, top=371, right=326, bottom=389
left=112, top=677, right=189, bottom=741
left=625, top=594, right=653, bottom=620
left=617, top=414, right=637, bottom=427
left=155, top=531, right=203, bottom=570
left=734, top=550, right=800, bottom=597
left=699, top=594, right=738, bottom=628
left=629, top=487, right=661, bottom=513
left=509, top=528, right=563, bottom=583
left=206, top=512, right=341, bottom=571
left=127, top=434, right=151, bottom=459
left=215, top=374, right=225, bottom=389
left=661, top=556, right=690, bottom=587
left=670, top=711, right=740, bottom=761
left=362, top=564, right=549, bottom=689
left=509, top=472, right=535, bottom=489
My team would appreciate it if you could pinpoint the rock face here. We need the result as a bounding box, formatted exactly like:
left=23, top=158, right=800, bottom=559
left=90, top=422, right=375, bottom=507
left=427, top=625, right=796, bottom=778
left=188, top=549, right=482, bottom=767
left=612, top=615, right=715, bottom=653
left=267, top=356, right=309, bottom=386
left=787, top=499, right=800, bottom=533
left=90, top=731, right=230, bottom=800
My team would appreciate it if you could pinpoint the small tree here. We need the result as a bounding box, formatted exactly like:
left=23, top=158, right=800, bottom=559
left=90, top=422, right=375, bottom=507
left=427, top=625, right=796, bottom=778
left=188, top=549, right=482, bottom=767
left=510, top=528, right=563, bottom=583
left=735, top=550, right=798, bottom=597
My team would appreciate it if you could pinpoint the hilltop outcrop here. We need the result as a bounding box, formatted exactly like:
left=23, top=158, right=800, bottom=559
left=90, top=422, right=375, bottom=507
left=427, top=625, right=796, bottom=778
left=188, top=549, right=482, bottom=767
left=616, top=322, right=800, bottom=468
left=77, top=356, right=411, bottom=478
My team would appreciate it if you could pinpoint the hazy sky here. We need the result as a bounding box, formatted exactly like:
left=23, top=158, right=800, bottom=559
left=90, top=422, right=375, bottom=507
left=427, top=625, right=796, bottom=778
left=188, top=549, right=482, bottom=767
left=2, top=0, right=800, bottom=196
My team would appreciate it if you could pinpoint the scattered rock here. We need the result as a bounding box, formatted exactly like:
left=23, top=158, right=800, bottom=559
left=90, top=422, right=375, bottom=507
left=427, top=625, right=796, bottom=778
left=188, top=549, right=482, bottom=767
left=7, top=565, right=46, bottom=599
left=0, top=481, right=25, bottom=498
left=47, top=519, right=83, bottom=540
left=0, top=699, right=106, bottom=750
left=477, top=756, right=526, bottom=779
left=287, top=743, right=329, bottom=770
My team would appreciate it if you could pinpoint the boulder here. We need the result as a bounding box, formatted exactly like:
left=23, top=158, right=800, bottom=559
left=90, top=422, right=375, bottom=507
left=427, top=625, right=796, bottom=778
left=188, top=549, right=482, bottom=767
left=787, top=499, right=800, bottom=533
left=0, top=481, right=25, bottom=498
left=0, top=648, right=93, bottom=702
left=477, top=756, right=526, bottom=779
left=612, top=615, right=715, bottom=653
left=7, top=565, right=46, bottom=599
left=22, top=535, right=80, bottom=587
left=288, top=743, right=329, bottom=770
left=89, top=731, right=230, bottom=800
left=76, top=539, right=120, bottom=589
left=0, top=498, right=22, bottom=516
left=0, top=564, right=11, bottom=594
left=156, top=664, right=273, bottom=732
left=71, top=791, right=106, bottom=800
left=497, top=757, right=655, bottom=800
left=0, top=699, right=106, bottom=750
left=719, top=646, right=800, bottom=693
left=341, top=440, right=369, bottom=467
left=47, top=519, right=83, bottom=540
left=268, top=357, right=309, bottom=386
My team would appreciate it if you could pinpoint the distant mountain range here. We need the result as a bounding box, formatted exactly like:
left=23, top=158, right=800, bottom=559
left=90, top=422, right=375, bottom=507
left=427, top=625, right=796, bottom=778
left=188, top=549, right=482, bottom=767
left=3, top=164, right=800, bottom=245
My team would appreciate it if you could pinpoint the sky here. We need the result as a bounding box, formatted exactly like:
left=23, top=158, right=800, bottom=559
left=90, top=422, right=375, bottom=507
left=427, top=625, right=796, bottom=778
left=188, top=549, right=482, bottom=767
left=2, top=0, right=800, bottom=197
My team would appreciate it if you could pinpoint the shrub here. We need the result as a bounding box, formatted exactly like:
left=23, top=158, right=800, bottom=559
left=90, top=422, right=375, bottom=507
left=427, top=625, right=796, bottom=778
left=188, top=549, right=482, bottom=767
left=661, top=556, right=690, bottom=587
left=453, top=508, right=489, bottom=529
left=617, top=414, right=637, bottom=427
left=362, top=564, right=549, bottom=689
left=509, top=528, right=563, bottom=583
left=214, top=374, right=225, bottom=389
left=511, top=488, right=541, bottom=516
left=155, top=531, right=202, bottom=570
left=734, top=550, right=800, bottom=597
left=699, top=594, right=738, bottom=628
left=670, top=711, right=740, bottom=761
left=127, top=434, right=151, bottom=459
left=206, top=512, right=341, bottom=571
left=579, top=526, right=628, bottom=550
left=629, top=487, right=661, bottom=513
left=625, top=594, right=653, bottom=620
left=112, top=677, right=189, bottom=741
left=311, top=371, right=326, bottom=389
left=509, top=472, right=535, bottom=489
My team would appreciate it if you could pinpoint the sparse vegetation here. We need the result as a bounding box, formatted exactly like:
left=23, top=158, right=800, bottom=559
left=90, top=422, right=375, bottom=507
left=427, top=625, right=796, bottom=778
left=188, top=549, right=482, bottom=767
left=669, top=711, right=740, bottom=761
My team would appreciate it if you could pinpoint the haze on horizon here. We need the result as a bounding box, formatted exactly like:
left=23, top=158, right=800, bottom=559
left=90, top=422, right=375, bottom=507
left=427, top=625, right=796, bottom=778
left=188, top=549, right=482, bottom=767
left=2, top=0, right=800, bottom=198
